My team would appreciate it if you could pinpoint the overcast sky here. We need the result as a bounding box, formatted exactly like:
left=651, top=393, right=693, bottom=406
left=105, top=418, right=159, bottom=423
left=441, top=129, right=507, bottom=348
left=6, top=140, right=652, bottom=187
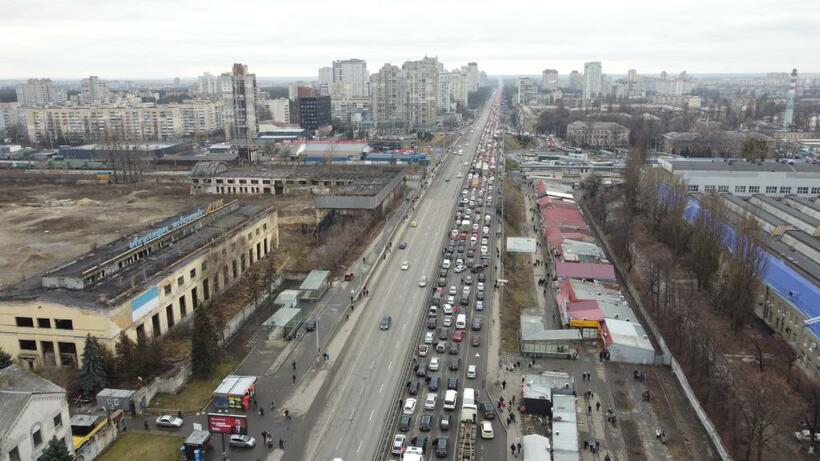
left=3, top=0, right=819, bottom=79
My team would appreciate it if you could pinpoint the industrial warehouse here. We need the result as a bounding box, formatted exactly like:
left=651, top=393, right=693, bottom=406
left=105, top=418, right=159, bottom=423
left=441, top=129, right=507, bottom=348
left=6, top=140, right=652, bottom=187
left=0, top=199, right=279, bottom=369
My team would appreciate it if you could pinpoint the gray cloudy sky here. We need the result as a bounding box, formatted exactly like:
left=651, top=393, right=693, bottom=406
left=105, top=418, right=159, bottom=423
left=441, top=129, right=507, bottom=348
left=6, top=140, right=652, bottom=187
left=3, top=0, right=819, bottom=78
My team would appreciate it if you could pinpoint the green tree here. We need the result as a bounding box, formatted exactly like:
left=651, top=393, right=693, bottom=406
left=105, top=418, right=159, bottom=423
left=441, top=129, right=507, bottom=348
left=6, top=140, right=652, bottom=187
left=114, top=332, right=137, bottom=383
left=79, top=335, right=109, bottom=397
left=192, top=306, right=219, bottom=378
left=0, top=347, right=13, bottom=369
left=38, top=437, right=73, bottom=461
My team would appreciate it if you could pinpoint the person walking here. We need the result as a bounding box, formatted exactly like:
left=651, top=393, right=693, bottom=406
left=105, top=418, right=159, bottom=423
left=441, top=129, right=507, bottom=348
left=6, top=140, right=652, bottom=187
left=143, top=421, right=149, bottom=431
left=292, top=374, right=297, bottom=384
left=596, top=401, right=601, bottom=412
left=511, top=443, right=516, bottom=455
left=279, top=439, right=284, bottom=449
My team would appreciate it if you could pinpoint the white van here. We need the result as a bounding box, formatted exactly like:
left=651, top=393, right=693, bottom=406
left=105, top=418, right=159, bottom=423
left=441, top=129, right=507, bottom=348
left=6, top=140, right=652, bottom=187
left=443, top=389, right=458, bottom=410
left=455, top=313, right=467, bottom=329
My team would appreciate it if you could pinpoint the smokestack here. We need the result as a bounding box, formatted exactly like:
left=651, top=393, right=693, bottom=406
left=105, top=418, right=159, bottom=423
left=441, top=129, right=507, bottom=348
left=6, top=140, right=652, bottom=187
left=783, top=68, right=797, bottom=129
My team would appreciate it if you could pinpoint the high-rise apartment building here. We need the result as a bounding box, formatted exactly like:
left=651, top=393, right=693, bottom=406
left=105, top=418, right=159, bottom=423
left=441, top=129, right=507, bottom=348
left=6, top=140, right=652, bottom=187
left=542, top=69, right=559, bottom=91
left=627, top=69, right=638, bottom=83
left=403, top=57, right=439, bottom=129
left=196, top=72, right=220, bottom=96
left=221, top=63, right=257, bottom=141
left=448, top=71, right=468, bottom=106
left=370, top=64, right=408, bottom=129
left=438, top=72, right=452, bottom=113
left=260, top=98, right=291, bottom=124
left=0, top=103, right=22, bottom=136
left=517, top=78, right=539, bottom=104
left=318, top=67, right=333, bottom=86
left=15, top=79, right=67, bottom=107
left=569, top=71, right=583, bottom=91
left=332, top=59, right=369, bottom=98
left=464, top=62, right=480, bottom=92
left=80, top=76, right=111, bottom=105
left=583, top=62, right=602, bottom=99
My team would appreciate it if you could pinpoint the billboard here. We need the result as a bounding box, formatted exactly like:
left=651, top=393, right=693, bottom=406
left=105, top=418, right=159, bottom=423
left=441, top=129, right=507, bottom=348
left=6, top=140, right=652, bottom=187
left=506, top=237, right=537, bottom=253
left=207, top=414, right=247, bottom=435
left=130, top=286, right=159, bottom=322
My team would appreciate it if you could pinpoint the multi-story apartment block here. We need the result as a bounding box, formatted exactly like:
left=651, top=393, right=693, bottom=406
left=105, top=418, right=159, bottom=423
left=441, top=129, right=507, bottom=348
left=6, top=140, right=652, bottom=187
left=464, top=62, right=480, bottom=92
left=332, top=59, right=369, bottom=98
left=566, top=121, right=629, bottom=147
left=569, top=70, right=583, bottom=91
left=403, top=57, right=439, bottom=130
left=0, top=102, right=23, bottom=136
left=370, top=64, right=408, bottom=131
left=517, top=78, right=539, bottom=105
left=448, top=71, right=468, bottom=106
left=80, top=76, right=111, bottom=105
left=196, top=72, right=220, bottom=96
left=438, top=72, right=452, bottom=113
left=221, top=63, right=257, bottom=141
left=16, top=79, right=67, bottom=107
left=542, top=69, right=559, bottom=91
left=260, top=98, right=291, bottom=124
left=583, top=62, right=603, bottom=100
left=23, top=101, right=224, bottom=145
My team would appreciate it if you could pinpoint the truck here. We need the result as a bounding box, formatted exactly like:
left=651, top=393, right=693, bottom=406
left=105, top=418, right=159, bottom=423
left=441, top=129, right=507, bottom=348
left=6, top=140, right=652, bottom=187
left=403, top=446, right=424, bottom=461
left=458, top=388, right=477, bottom=460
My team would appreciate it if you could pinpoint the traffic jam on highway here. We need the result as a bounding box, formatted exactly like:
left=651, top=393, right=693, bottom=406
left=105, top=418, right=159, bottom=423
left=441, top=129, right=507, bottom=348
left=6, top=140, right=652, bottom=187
left=386, top=97, right=503, bottom=460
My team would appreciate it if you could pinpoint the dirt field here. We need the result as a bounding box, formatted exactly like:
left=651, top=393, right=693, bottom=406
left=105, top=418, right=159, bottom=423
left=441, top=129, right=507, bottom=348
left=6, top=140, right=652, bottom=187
left=0, top=182, right=317, bottom=288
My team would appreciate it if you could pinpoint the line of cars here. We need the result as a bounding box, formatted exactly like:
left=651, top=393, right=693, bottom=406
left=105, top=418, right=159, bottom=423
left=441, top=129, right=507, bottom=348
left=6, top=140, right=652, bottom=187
left=389, top=99, right=503, bottom=459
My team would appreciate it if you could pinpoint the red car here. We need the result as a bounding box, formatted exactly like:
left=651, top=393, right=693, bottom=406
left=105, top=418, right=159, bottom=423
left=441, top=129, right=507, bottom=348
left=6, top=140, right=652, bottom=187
left=471, top=335, right=481, bottom=347
left=452, top=330, right=465, bottom=342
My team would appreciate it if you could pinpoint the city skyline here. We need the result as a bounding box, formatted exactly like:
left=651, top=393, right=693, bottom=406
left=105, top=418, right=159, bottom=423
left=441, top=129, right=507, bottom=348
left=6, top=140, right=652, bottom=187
left=3, top=0, right=819, bottom=78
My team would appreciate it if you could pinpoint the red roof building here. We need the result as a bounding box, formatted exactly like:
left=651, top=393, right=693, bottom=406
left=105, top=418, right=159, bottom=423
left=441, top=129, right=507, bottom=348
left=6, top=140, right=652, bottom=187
left=554, top=262, right=616, bottom=282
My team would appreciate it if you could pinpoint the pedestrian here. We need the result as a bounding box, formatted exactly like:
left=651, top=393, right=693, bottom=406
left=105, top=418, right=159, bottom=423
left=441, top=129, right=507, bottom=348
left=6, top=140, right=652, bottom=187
left=292, top=361, right=296, bottom=371
left=279, top=439, right=284, bottom=449
left=588, top=405, right=592, bottom=414
left=506, top=415, right=511, bottom=425
left=511, top=395, right=515, bottom=405
left=253, top=398, right=258, bottom=409
left=502, top=379, right=506, bottom=389
left=596, top=401, right=601, bottom=412
left=292, top=374, right=296, bottom=384
left=259, top=407, right=264, bottom=416
left=177, top=410, right=182, bottom=418
left=511, top=443, right=516, bottom=455
left=144, top=421, right=149, bottom=431
left=270, top=401, right=275, bottom=410
left=517, top=442, right=522, bottom=452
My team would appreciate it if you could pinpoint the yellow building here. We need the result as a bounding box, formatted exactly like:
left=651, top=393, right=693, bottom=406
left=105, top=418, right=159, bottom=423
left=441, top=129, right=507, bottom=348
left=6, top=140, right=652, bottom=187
left=0, top=199, right=278, bottom=369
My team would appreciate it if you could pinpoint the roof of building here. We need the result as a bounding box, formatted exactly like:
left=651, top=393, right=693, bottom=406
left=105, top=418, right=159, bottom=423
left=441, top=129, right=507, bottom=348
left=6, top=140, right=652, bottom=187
left=555, top=262, right=616, bottom=282
left=522, top=372, right=574, bottom=400
left=750, top=194, right=820, bottom=228
left=522, top=434, right=552, bottom=461
left=667, top=158, right=820, bottom=173
left=299, top=270, right=330, bottom=291
left=560, top=239, right=606, bottom=263
left=568, top=299, right=604, bottom=322
left=785, top=195, right=820, bottom=215
left=551, top=394, right=579, bottom=454
left=602, top=318, right=655, bottom=352
left=0, top=364, right=65, bottom=440
left=96, top=388, right=135, bottom=398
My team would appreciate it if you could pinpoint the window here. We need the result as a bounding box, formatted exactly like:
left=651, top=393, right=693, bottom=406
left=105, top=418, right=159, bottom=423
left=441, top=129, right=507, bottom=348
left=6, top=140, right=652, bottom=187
left=734, top=186, right=746, bottom=193
left=717, top=185, right=729, bottom=193
left=687, top=185, right=699, bottom=192
left=166, top=305, right=175, bottom=328
left=797, top=187, right=808, bottom=194
left=812, top=187, right=820, bottom=194
left=15, top=317, right=34, bottom=327
left=164, top=284, right=171, bottom=295
left=780, top=186, right=791, bottom=194
left=9, top=447, right=20, bottom=461
left=37, top=318, right=51, bottom=328
left=748, top=186, right=760, bottom=193
left=54, top=413, right=63, bottom=429
left=704, top=185, right=716, bottom=192
left=190, top=268, right=197, bottom=278
left=201, top=261, right=208, bottom=271
left=765, top=186, right=777, bottom=194
left=19, top=339, right=37, bottom=351
left=55, top=319, right=73, bottom=330
left=179, top=295, right=187, bottom=317
left=177, top=276, right=184, bottom=287
left=32, top=427, right=43, bottom=447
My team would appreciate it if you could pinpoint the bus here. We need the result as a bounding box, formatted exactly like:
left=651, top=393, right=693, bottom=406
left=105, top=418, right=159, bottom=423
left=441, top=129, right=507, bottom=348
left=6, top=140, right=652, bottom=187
left=71, top=414, right=107, bottom=450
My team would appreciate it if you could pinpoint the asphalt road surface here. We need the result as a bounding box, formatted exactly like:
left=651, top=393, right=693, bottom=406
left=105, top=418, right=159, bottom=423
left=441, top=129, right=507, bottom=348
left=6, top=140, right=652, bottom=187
left=302, top=100, right=497, bottom=461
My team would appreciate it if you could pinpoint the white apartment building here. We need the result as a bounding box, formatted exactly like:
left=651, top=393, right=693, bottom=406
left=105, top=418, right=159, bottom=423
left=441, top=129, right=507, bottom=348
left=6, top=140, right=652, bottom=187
left=403, top=57, right=439, bottom=129
left=438, top=72, right=452, bottom=113
left=464, top=62, right=480, bottom=92
left=542, top=69, right=559, bottom=91
left=221, top=63, right=257, bottom=141
left=260, top=98, right=291, bottom=124
left=370, top=64, right=408, bottom=129
left=448, top=71, right=468, bottom=106
left=80, top=76, right=111, bottom=105
left=517, top=77, right=539, bottom=105
left=318, top=67, right=333, bottom=86
left=0, top=365, right=73, bottom=461
left=583, top=62, right=602, bottom=99
left=0, top=102, right=22, bottom=135
left=16, top=79, right=67, bottom=107
left=196, top=72, right=220, bottom=96
left=332, top=59, right=369, bottom=98
left=24, top=101, right=224, bottom=145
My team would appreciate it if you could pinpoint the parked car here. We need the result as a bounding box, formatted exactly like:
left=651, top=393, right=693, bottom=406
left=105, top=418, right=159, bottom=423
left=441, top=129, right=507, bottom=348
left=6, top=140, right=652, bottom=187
left=429, top=357, right=440, bottom=371
left=480, top=401, right=496, bottom=419
left=418, top=344, right=429, bottom=356
left=229, top=434, right=256, bottom=448
left=155, top=415, right=184, bottom=428
left=447, top=377, right=459, bottom=390
left=408, top=380, right=420, bottom=395
left=434, top=437, right=449, bottom=458
left=439, top=414, right=451, bottom=431
left=449, top=358, right=461, bottom=371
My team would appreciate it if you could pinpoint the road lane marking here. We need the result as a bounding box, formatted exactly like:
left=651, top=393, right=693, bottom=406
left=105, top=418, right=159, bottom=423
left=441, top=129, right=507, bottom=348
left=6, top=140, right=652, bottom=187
left=379, top=383, right=384, bottom=394
left=357, top=439, right=363, bottom=453
left=369, top=409, right=375, bottom=421
left=388, top=360, right=393, bottom=370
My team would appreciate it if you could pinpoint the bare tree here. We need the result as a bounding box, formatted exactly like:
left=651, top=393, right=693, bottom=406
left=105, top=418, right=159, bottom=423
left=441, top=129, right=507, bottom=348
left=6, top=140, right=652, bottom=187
left=715, top=214, right=768, bottom=330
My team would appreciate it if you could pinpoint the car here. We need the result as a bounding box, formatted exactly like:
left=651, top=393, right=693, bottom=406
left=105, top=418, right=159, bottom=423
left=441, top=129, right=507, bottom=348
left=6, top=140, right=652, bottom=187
left=305, top=320, right=317, bottom=332
left=399, top=241, right=408, bottom=249
left=480, top=420, right=494, bottom=439
left=229, top=434, right=256, bottom=448
left=448, top=358, right=461, bottom=371
left=439, top=268, right=448, bottom=278
left=429, top=357, right=440, bottom=371
left=439, top=414, right=451, bottom=431
left=447, top=295, right=456, bottom=305
left=449, top=342, right=460, bottom=355
left=442, top=315, right=452, bottom=327
left=442, top=259, right=451, bottom=269
left=447, top=377, right=459, bottom=390
left=480, top=401, right=496, bottom=419
left=442, top=304, right=453, bottom=315
left=434, top=437, right=449, bottom=458
left=454, top=265, right=466, bottom=273
left=438, top=327, right=449, bottom=340
left=467, top=364, right=477, bottom=379
left=403, top=398, right=417, bottom=415
left=452, top=330, right=465, bottom=342
left=424, top=393, right=437, bottom=410
left=428, top=376, right=440, bottom=391
left=483, top=226, right=489, bottom=234
left=416, top=362, right=428, bottom=377
left=471, top=335, right=481, bottom=347
left=438, top=277, right=447, bottom=287
left=424, top=332, right=434, bottom=344
left=435, top=341, right=447, bottom=353
left=410, top=436, right=428, bottom=453
left=399, top=414, right=412, bottom=432
left=475, top=300, right=484, bottom=311
left=155, top=415, right=184, bottom=428
left=408, top=380, right=420, bottom=395
left=418, top=344, right=429, bottom=356
left=401, top=260, right=410, bottom=271
left=477, top=282, right=485, bottom=291
left=419, top=276, right=427, bottom=287
left=465, top=275, right=473, bottom=285
left=419, top=414, right=433, bottom=432
left=476, top=291, right=484, bottom=301
left=380, top=315, right=392, bottom=330
left=409, top=220, right=417, bottom=228
left=449, top=285, right=457, bottom=296
left=427, top=317, right=437, bottom=329
left=391, top=434, right=407, bottom=455
left=471, top=318, right=482, bottom=331
left=478, top=272, right=486, bottom=282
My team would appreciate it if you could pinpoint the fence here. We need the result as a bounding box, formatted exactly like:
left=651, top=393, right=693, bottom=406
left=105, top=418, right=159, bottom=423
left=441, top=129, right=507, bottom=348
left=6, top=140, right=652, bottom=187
left=74, top=410, right=125, bottom=461
left=579, top=200, right=733, bottom=461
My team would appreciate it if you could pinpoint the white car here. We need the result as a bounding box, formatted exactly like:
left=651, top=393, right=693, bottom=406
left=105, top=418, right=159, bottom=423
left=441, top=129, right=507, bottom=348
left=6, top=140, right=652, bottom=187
left=391, top=434, right=407, bottom=455
left=155, top=415, right=184, bottom=428
left=401, top=260, right=410, bottom=271
left=442, top=259, right=451, bottom=269
left=454, top=265, right=466, bottom=273
left=429, top=357, right=440, bottom=371
left=419, top=276, right=427, bottom=287
left=477, top=282, right=485, bottom=291
left=476, top=300, right=484, bottom=311
left=467, top=364, right=477, bottom=379
left=449, top=285, right=457, bottom=296
left=480, top=420, right=494, bottom=439
left=424, top=331, right=434, bottom=344
left=447, top=295, right=456, bottom=305
left=480, top=245, right=488, bottom=255
left=443, top=315, right=453, bottom=327
left=229, top=434, right=256, bottom=448
left=482, top=238, right=488, bottom=246
left=403, top=398, right=417, bottom=415
left=424, top=393, right=437, bottom=410
left=443, top=304, right=453, bottom=315
left=457, top=172, right=463, bottom=178
left=482, top=226, right=489, bottom=234
left=472, top=223, right=479, bottom=231
left=418, top=344, right=429, bottom=356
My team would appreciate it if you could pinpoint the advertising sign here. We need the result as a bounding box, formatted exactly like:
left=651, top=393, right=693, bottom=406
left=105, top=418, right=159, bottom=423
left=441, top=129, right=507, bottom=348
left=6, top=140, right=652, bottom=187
left=506, top=237, right=537, bottom=253
left=130, top=286, right=159, bottom=322
left=207, top=414, right=247, bottom=435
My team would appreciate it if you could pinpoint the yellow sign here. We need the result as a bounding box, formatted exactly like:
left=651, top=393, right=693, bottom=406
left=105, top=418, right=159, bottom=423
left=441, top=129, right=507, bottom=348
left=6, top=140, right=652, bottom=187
left=570, top=319, right=600, bottom=329
left=206, top=199, right=224, bottom=214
